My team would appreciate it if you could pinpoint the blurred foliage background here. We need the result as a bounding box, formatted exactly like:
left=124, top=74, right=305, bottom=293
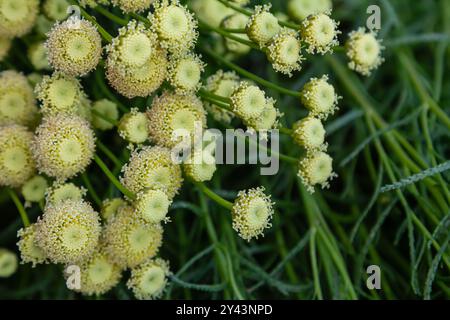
left=1, top=0, right=450, bottom=299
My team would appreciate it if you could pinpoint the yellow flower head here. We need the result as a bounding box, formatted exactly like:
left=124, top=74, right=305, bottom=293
left=45, top=182, right=87, bottom=205
left=0, top=125, right=36, bottom=187
left=104, top=205, right=163, bottom=268
left=101, top=197, right=126, bottom=221
left=292, top=116, right=327, bottom=151
left=92, top=99, right=119, bottom=131
left=35, top=72, right=87, bottom=116
left=0, top=70, right=38, bottom=127
left=300, top=75, right=340, bottom=119
left=127, top=258, right=171, bottom=300
left=147, top=91, right=207, bottom=148
left=298, top=151, right=337, bottom=193
left=287, top=0, right=332, bottom=22
left=43, top=0, right=70, bottom=21
left=17, top=224, right=48, bottom=267
left=106, top=21, right=168, bottom=98
left=346, top=28, right=384, bottom=76
left=149, top=0, right=198, bottom=54
left=32, top=114, right=96, bottom=181
left=167, top=53, right=205, bottom=94
left=121, top=146, right=183, bottom=200
left=35, top=199, right=101, bottom=264
left=134, top=189, right=172, bottom=224
left=221, top=13, right=251, bottom=55
left=0, top=248, right=17, bottom=278
left=204, top=70, right=240, bottom=124
left=21, top=176, right=48, bottom=203
left=246, top=4, right=281, bottom=47
left=0, top=0, right=39, bottom=38
left=301, top=12, right=340, bottom=55
left=267, top=28, right=303, bottom=77
left=46, top=17, right=102, bottom=76
left=111, top=0, right=153, bottom=13
left=64, top=245, right=123, bottom=296
left=230, top=82, right=268, bottom=120
left=231, top=187, right=275, bottom=241
left=118, top=108, right=150, bottom=145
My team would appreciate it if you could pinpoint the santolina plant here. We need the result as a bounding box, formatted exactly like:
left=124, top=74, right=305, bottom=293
left=1, top=0, right=448, bottom=301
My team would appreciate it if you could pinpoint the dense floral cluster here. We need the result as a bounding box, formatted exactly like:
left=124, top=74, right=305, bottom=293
left=0, top=0, right=386, bottom=300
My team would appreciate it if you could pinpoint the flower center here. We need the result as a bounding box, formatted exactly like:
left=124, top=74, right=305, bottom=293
left=2, top=146, right=27, bottom=172
left=1, top=0, right=28, bottom=22
left=66, top=33, right=92, bottom=61
left=61, top=224, right=88, bottom=250
left=58, top=138, right=83, bottom=164
left=139, top=266, right=165, bottom=296
left=88, top=257, right=113, bottom=285
left=160, top=6, right=189, bottom=39
left=121, top=33, right=152, bottom=66
left=48, top=78, right=77, bottom=108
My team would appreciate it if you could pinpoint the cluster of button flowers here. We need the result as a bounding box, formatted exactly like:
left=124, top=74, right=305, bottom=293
left=0, top=0, right=384, bottom=298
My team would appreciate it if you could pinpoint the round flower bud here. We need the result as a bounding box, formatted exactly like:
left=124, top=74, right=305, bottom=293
left=301, top=12, right=340, bottom=55
left=287, top=0, right=332, bottom=22
left=0, top=36, right=11, bottom=61
left=0, top=125, right=36, bottom=187
left=43, top=0, right=70, bottom=21
left=121, top=146, right=183, bottom=199
left=17, top=224, right=48, bottom=267
left=346, top=28, right=384, bottom=76
left=64, top=247, right=122, bottom=296
left=106, top=21, right=168, bottom=98
left=167, top=53, right=205, bottom=94
left=204, top=70, right=239, bottom=124
left=77, top=95, right=93, bottom=122
left=104, top=205, right=163, bottom=268
left=246, top=5, right=280, bottom=47
left=244, top=98, right=280, bottom=131
left=32, top=114, right=96, bottom=181
left=35, top=199, right=101, bottom=264
left=28, top=42, right=51, bottom=71
left=231, top=187, right=275, bottom=241
left=149, top=0, right=198, bottom=53
left=21, top=176, right=48, bottom=203
left=190, top=0, right=233, bottom=28
left=101, top=197, right=126, bottom=221
left=134, top=189, right=172, bottom=224
left=221, top=13, right=251, bottom=55
left=0, top=0, right=39, bottom=38
left=46, top=17, right=102, bottom=76
left=183, top=150, right=217, bottom=182
left=230, top=82, right=267, bottom=120
left=0, top=249, right=17, bottom=278
left=92, top=99, right=119, bottom=131
left=298, top=151, right=336, bottom=193
left=292, top=116, right=326, bottom=151
left=300, top=75, right=339, bottom=119
left=35, top=72, right=87, bottom=116
left=127, top=258, right=171, bottom=300
left=45, top=182, right=86, bottom=205
left=0, top=71, right=38, bottom=127
left=118, top=108, right=150, bottom=145
left=36, top=14, right=53, bottom=36
left=147, top=91, right=207, bottom=148
left=267, top=28, right=303, bottom=77
left=111, top=0, right=153, bottom=13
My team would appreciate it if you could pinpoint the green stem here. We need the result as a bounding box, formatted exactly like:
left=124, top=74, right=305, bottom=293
left=93, top=154, right=135, bottom=200
left=7, top=188, right=30, bottom=227
left=194, top=182, right=233, bottom=210
left=202, top=48, right=302, bottom=98
left=97, top=141, right=123, bottom=168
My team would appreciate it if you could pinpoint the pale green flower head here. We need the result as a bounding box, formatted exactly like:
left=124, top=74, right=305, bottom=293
left=246, top=4, right=281, bottom=47
left=301, top=75, right=340, bottom=120
left=0, top=248, right=18, bottom=278
left=92, top=99, right=119, bottom=131
left=287, top=0, right=332, bottom=22
left=134, top=189, right=172, bottom=224
left=301, top=12, right=341, bottom=55
left=28, top=42, right=51, bottom=71
left=267, top=28, right=303, bottom=77
left=346, top=28, right=384, bottom=76
left=21, top=176, right=48, bottom=203
left=298, top=151, right=337, bottom=193
left=43, top=0, right=70, bottom=21
left=292, top=116, right=327, bottom=151
left=0, top=0, right=39, bottom=38
left=17, top=224, right=48, bottom=267
left=168, top=53, right=205, bottom=94
left=118, top=108, right=150, bottom=145
left=45, top=182, right=87, bottom=205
